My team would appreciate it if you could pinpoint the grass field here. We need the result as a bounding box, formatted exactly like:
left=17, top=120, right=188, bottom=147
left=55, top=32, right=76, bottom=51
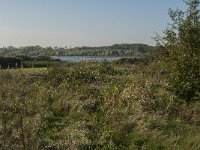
left=0, top=67, right=47, bottom=75
left=0, top=61, right=200, bottom=149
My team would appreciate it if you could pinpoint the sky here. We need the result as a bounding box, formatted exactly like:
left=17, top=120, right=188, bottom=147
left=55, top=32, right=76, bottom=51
left=0, top=0, right=186, bottom=47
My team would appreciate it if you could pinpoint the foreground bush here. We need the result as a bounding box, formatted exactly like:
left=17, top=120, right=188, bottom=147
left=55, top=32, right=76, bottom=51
left=155, top=0, right=200, bottom=103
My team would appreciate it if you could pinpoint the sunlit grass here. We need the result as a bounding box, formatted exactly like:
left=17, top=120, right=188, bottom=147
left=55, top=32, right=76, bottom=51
left=0, top=62, right=200, bottom=149
left=0, top=67, right=47, bottom=75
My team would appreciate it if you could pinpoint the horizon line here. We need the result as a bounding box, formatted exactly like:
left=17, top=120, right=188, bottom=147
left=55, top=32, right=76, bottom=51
left=0, top=42, right=156, bottom=49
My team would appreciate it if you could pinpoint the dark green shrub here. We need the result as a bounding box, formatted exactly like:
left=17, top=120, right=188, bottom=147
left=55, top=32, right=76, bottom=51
left=0, top=56, right=22, bottom=69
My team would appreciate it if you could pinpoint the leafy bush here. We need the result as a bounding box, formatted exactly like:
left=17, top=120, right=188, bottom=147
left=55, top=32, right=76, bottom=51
left=155, top=0, right=200, bottom=103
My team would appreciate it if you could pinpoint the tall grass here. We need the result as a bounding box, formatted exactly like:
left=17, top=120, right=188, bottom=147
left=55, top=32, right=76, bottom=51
left=0, top=61, right=200, bottom=149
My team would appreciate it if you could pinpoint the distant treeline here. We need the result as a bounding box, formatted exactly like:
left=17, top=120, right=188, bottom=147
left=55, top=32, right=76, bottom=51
left=0, top=44, right=157, bottom=57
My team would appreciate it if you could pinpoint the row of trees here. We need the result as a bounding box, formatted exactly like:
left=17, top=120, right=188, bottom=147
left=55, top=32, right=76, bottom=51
left=0, top=44, right=156, bottom=57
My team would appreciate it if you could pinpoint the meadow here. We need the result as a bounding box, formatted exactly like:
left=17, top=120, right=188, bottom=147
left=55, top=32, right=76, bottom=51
left=0, top=60, right=200, bottom=150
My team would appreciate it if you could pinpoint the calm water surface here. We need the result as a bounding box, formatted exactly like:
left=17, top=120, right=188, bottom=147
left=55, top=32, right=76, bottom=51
left=51, top=56, right=125, bottom=62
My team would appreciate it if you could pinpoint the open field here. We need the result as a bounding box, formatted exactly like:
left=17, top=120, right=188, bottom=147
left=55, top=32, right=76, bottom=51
left=0, top=61, right=200, bottom=149
left=0, top=68, right=47, bottom=75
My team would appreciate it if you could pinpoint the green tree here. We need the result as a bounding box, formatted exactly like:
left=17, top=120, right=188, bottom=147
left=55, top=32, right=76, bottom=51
left=156, top=0, right=200, bottom=103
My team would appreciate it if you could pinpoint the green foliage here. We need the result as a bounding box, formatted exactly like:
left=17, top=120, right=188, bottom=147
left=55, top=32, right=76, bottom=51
left=22, top=60, right=50, bottom=68
left=156, top=0, right=200, bottom=103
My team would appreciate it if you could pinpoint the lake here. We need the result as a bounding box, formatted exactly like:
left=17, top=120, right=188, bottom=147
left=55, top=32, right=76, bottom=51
left=51, top=56, right=126, bottom=62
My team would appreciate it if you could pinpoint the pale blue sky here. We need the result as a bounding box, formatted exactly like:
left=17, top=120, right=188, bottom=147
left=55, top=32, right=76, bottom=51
left=0, top=0, right=186, bottom=47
